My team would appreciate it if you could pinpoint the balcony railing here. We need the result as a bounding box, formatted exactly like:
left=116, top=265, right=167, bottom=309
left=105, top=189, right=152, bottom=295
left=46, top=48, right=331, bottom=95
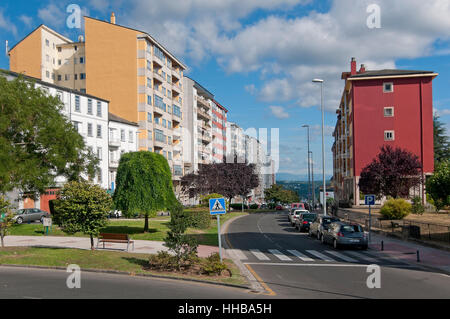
left=109, top=137, right=120, bottom=147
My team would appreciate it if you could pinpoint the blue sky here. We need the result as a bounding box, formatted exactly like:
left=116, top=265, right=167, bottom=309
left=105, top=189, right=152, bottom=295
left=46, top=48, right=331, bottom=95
left=0, top=0, right=449, bottom=179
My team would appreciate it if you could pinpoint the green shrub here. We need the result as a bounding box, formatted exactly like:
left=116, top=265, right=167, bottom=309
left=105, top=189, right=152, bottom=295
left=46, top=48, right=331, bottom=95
left=201, top=253, right=228, bottom=276
left=411, top=196, right=425, bottom=215
left=199, top=194, right=224, bottom=207
left=249, top=204, right=259, bottom=209
left=380, top=198, right=411, bottom=220
left=148, top=251, right=178, bottom=270
left=268, top=203, right=276, bottom=209
left=186, top=209, right=211, bottom=229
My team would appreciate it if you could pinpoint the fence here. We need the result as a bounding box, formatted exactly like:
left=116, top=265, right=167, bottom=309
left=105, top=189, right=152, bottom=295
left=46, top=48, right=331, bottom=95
left=335, top=209, right=450, bottom=245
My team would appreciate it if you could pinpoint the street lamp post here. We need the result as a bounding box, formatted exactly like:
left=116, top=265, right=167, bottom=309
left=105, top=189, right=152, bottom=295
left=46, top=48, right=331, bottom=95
left=302, top=125, right=311, bottom=208
left=310, top=151, right=315, bottom=210
left=312, top=78, right=326, bottom=216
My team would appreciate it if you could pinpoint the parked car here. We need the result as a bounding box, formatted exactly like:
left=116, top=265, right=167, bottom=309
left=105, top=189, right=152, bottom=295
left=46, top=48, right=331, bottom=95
left=291, top=203, right=305, bottom=210
left=289, top=209, right=309, bottom=226
left=13, top=208, right=50, bottom=224
left=294, top=212, right=318, bottom=232
left=309, top=215, right=341, bottom=240
left=321, top=222, right=368, bottom=250
left=276, top=205, right=283, bottom=211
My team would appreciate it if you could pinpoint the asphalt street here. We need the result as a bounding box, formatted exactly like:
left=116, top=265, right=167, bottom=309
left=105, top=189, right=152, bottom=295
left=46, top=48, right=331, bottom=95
left=225, top=212, right=450, bottom=298
left=0, top=266, right=263, bottom=299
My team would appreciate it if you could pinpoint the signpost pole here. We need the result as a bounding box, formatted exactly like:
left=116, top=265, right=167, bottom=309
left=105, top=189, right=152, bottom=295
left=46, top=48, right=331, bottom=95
left=369, top=203, right=371, bottom=243
left=217, top=215, right=222, bottom=263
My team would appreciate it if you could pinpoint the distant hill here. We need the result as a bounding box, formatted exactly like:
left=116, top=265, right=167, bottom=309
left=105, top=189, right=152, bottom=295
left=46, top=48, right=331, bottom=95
left=276, top=172, right=333, bottom=182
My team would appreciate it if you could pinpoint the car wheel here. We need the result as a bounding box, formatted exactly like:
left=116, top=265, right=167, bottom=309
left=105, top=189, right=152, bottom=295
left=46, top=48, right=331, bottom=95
left=321, top=234, right=325, bottom=244
left=333, top=239, right=339, bottom=250
left=361, top=245, right=368, bottom=250
left=308, top=229, right=312, bottom=237
left=16, top=217, right=23, bottom=225
left=317, top=232, right=321, bottom=240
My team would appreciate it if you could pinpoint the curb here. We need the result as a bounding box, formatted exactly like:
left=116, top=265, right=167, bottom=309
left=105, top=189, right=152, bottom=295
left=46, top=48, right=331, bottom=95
left=0, top=263, right=252, bottom=291
left=219, top=214, right=267, bottom=295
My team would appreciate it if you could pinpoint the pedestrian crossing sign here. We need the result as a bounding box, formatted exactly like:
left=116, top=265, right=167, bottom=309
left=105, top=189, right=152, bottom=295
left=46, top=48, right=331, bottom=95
left=209, top=198, right=226, bottom=215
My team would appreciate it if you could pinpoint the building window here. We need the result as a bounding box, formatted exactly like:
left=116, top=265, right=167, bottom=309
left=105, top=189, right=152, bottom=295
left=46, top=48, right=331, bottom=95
left=74, top=74, right=78, bottom=80
left=147, top=112, right=152, bottom=122
left=168, top=121, right=172, bottom=129
left=147, top=77, right=152, bottom=88
left=384, top=130, right=395, bottom=141
left=97, top=101, right=102, bottom=117
left=162, top=119, right=167, bottom=128
left=97, top=125, right=102, bottom=138
left=97, top=147, right=102, bottom=160
left=121, top=129, right=125, bottom=142
left=168, top=152, right=172, bottom=160
left=65, top=74, right=70, bottom=81
left=173, top=105, right=182, bottom=118
left=155, top=129, right=165, bottom=143
left=129, top=131, right=133, bottom=143
left=45, top=39, right=49, bottom=46
left=173, top=165, right=182, bottom=176
left=384, top=107, right=394, bottom=117
left=57, top=47, right=62, bottom=52
left=383, top=82, right=394, bottom=93
left=148, top=130, right=152, bottom=140
left=87, top=123, right=93, bottom=137
left=80, top=89, right=86, bottom=93
left=80, top=73, right=86, bottom=80
left=147, top=95, right=152, bottom=105
left=80, top=57, right=85, bottom=64
left=75, top=96, right=80, bottom=112
left=88, top=99, right=93, bottom=114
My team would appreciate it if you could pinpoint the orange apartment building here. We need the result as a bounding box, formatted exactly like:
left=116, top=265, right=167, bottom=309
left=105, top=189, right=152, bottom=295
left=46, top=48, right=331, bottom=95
left=9, top=13, right=187, bottom=193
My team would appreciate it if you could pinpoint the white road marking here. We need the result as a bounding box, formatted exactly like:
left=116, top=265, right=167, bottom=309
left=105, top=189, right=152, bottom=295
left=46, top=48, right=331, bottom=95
left=287, top=250, right=315, bottom=262
left=250, top=249, right=270, bottom=261
left=228, top=249, right=247, bottom=260
left=325, top=251, right=358, bottom=263
left=243, top=263, right=417, bottom=268
left=345, top=251, right=378, bottom=263
left=268, top=249, right=292, bottom=261
left=306, top=250, right=336, bottom=262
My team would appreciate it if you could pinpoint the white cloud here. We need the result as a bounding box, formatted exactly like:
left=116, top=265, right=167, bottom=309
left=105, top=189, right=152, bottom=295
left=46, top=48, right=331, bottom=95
left=269, top=106, right=290, bottom=119
left=19, top=15, right=33, bottom=28
left=0, top=9, right=18, bottom=37
left=38, top=4, right=66, bottom=28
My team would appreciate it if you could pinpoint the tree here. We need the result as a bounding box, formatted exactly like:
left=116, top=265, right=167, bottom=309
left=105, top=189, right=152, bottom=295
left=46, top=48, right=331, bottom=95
left=0, top=74, right=98, bottom=197
left=181, top=160, right=259, bottom=211
left=434, top=115, right=450, bottom=164
left=0, top=196, right=15, bottom=248
left=113, top=151, right=177, bottom=232
left=359, top=145, right=422, bottom=199
left=53, top=181, right=112, bottom=250
left=264, top=184, right=299, bottom=204
left=164, top=202, right=198, bottom=270
left=426, top=160, right=450, bottom=213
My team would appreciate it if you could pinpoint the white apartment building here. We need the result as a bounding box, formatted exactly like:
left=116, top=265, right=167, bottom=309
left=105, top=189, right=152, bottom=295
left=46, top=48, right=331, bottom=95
left=182, top=77, right=214, bottom=174
left=226, top=122, right=246, bottom=162
left=108, top=113, right=139, bottom=191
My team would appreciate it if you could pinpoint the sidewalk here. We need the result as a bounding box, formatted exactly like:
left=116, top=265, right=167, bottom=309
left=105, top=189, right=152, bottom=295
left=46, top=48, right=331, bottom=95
left=3, top=235, right=219, bottom=258
left=368, top=232, right=450, bottom=274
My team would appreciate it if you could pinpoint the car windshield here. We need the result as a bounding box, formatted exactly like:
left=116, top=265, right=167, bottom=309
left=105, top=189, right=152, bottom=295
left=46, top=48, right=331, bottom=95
left=302, top=214, right=317, bottom=221
left=323, top=218, right=339, bottom=224
left=14, top=210, right=24, bottom=215
left=341, top=225, right=363, bottom=233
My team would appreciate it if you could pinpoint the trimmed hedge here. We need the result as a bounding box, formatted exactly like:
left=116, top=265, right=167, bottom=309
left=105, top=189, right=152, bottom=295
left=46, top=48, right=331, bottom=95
left=184, top=209, right=211, bottom=229
left=380, top=198, right=411, bottom=220
left=230, top=203, right=248, bottom=210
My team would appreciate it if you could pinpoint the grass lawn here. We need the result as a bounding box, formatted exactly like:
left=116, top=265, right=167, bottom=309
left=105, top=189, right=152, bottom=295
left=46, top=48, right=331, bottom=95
left=8, top=212, right=248, bottom=246
left=0, top=247, right=248, bottom=287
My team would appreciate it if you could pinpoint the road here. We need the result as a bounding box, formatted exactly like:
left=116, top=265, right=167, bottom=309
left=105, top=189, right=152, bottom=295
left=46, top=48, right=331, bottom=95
left=225, top=211, right=450, bottom=298
left=0, top=266, right=263, bottom=299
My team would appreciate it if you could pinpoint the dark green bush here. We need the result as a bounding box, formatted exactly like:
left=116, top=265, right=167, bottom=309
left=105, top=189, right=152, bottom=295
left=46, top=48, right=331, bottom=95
left=185, top=209, right=211, bottom=229
left=230, top=203, right=248, bottom=210
left=249, top=204, right=259, bottom=209
left=411, top=196, right=425, bottom=215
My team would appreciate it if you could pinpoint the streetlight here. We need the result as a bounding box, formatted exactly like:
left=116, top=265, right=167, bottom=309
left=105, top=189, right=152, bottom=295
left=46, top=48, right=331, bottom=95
left=310, top=151, right=315, bottom=210
left=312, top=78, right=326, bottom=216
left=302, top=125, right=311, bottom=208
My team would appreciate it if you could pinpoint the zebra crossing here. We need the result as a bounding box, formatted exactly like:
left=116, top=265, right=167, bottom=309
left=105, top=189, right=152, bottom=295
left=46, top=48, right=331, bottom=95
left=227, top=248, right=398, bottom=265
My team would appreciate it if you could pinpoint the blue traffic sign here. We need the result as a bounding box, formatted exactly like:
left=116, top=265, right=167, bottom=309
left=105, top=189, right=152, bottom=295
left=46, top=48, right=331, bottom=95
left=365, top=195, right=376, bottom=206
left=209, top=198, right=226, bottom=215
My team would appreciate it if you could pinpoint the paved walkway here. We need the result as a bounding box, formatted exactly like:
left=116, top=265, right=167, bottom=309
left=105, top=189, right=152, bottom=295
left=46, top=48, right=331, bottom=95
left=368, top=233, right=450, bottom=274
left=3, top=235, right=219, bottom=258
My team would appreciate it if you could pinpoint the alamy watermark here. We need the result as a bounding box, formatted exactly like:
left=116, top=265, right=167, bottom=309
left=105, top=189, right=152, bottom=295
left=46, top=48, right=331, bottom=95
left=366, top=264, right=381, bottom=289
left=366, top=4, right=381, bottom=29
left=66, top=4, right=81, bottom=29
left=66, top=264, right=81, bottom=289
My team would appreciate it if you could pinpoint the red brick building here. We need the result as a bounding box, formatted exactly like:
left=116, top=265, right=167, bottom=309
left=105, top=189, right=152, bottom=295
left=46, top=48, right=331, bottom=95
left=212, top=99, right=228, bottom=163
left=332, top=58, right=437, bottom=206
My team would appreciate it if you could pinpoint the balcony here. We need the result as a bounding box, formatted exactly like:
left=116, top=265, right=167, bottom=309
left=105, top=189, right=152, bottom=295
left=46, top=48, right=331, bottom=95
left=109, top=137, right=120, bottom=148
left=153, top=71, right=164, bottom=83
left=197, top=108, right=211, bottom=121
left=172, top=82, right=181, bottom=94
left=172, top=68, right=180, bottom=79
left=109, top=160, right=119, bottom=169
left=197, top=95, right=210, bottom=109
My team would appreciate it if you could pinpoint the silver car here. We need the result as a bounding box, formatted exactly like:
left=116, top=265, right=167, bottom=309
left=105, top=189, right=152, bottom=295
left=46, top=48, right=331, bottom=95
left=13, top=208, right=50, bottom=224
left=289, top=209, right=309, bottom=226
left=321, top=222, right=368, bottom=250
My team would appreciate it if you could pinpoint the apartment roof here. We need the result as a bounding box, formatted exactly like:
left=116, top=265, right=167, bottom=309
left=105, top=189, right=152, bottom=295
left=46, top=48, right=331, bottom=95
left=185, top=76, right=214, bottom=99
left=349, top=69, right=437, bottom=79
left=8, top=24, right=73, bottom=53
left=0, top=69, right=109, bottom=103
left=84, top=16, right=187, bottom=70
left=213, top=99, right=229, bottom=113
left=108, top=112, right=139, bottom=127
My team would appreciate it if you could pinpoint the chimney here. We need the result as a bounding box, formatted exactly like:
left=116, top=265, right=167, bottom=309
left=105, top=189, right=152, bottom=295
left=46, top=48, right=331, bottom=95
left=359, top=64, right=366, bottom=73
left=350, top=57, right=357, bottom=75
left=110, top=12, right=116, bottom=24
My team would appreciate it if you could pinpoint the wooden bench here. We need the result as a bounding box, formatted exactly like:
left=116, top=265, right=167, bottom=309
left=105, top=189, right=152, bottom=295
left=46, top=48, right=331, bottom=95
left=97, top=233, right=134, bottom=251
